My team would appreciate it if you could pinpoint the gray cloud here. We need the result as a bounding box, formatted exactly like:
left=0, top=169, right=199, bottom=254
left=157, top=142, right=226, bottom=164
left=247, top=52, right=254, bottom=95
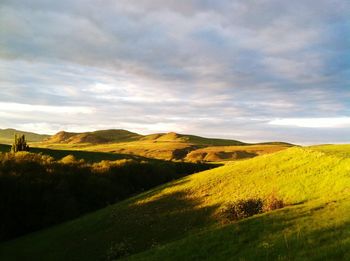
left=0, top=0, right=349, bottom=143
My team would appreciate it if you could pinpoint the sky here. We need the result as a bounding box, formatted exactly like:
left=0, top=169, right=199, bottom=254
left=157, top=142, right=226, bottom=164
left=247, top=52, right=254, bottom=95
left=0, top=0, right=349, bottom=144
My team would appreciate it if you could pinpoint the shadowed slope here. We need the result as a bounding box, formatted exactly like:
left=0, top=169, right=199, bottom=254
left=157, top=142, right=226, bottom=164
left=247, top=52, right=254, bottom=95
left=127, top=198, right=349, bottom=261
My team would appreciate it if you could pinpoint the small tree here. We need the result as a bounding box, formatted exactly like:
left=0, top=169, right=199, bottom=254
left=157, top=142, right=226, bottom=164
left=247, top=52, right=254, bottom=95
left=11, top=134, right=29, bottom=153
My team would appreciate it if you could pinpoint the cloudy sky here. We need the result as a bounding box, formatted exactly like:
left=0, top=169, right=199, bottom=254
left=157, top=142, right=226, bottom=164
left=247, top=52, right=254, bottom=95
left=0, top=0, right=349, bottom=144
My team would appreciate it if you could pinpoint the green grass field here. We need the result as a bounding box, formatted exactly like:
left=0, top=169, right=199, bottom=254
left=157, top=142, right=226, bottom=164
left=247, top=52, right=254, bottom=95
left=310, top=144, right=350, bottom=158
left=1, top=145, right=348, bottom=260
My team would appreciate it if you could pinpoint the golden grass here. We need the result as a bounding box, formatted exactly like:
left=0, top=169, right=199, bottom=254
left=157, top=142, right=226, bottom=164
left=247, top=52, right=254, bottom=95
left=35, top=142, right=291, bottom=162
left=185, top=144, right=291, bottom=162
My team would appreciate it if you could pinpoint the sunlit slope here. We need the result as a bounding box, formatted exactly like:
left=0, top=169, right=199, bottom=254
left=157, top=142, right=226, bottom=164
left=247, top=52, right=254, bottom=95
left=38, top=129, right=293, bottom=161
left=45, top=129, right=142, bottom=144
left=142, top=132, right=245, bottom=146
left=39, top=131, right=248, bottom=160
left=128, top=197, right=349, bottom=261
left=40, top=140, right=291, bottom=162
left=185, top=144, right=291, bottom=162
left=36, top=142, right=292, bottom=162
left=309, top=144, right=350, bottom=158
left=0, top=147, right=349, bottom=261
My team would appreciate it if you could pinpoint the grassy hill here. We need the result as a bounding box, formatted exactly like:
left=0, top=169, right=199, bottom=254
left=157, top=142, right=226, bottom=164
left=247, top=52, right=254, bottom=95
left=141, top=132, right=245, bottom=146
left=0, top=128, right=292, bottom=162
left=45, top=130, right=245, bottom=146
left=185, top=144, right=291, bottom=162
left=0, top=146, right=348, bottom=260
left=45, top=130, right=142, bottom=144
left=309, top=144, right=350, bottom=158
left=39, top=130, right=292, bottom=161
left=0, top=128, right=49, bottom=144
left=39, top=141, right=291, bottom=162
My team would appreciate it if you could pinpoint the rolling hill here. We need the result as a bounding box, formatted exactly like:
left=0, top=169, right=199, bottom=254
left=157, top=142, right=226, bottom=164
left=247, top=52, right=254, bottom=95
left=44, top=130, right=245, bottom=146
left=45, top=129, right=143, bottom=144
left=0, top=128, right=292, bottom=162
left=1, top=146, right=348, bottom=260
left=185, top=144, right=291, bottom=162
left=0, top=128, right=50, bottom=144
left=38, top=129, right=292, bottom=161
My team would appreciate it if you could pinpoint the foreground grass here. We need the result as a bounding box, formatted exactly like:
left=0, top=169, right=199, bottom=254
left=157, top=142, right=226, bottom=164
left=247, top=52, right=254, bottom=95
left=310, top=144, right=350, bottom=158
left=0, top=147, right=349, bottom=260
left=127, top=198, right=350, bottom=261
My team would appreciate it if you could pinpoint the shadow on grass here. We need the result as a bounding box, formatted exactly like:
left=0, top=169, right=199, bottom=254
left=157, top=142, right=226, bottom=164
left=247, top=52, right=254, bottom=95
left=0, top=181, right=220, bottom=261
left=105, top=190, right=220, bottom=259
left=0, top=143, right=142, bottom=162
left=126, top=200, right=349, bottom=261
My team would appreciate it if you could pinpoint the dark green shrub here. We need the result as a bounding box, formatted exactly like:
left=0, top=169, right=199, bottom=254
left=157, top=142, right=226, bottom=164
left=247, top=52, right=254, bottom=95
left=221, top=198, right=263, bottom=221
left=11, top=134, right=29, bottom=153
left=106, top=241, right=131, bottom=260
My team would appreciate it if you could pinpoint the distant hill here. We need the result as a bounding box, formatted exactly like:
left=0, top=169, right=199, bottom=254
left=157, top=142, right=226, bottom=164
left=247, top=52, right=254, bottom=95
left=1, top=128, right=293, bottom=161
left=45, top=130, right=245, bottom=146
left=142, top=132, right=245, bottom=146
left=1, top=146, right=348, bottom=260
left=45, top=129, right=142, bottom=144
left=0, top=128, right=50, bottom=144
left=38, top=130, right=293, bottom=161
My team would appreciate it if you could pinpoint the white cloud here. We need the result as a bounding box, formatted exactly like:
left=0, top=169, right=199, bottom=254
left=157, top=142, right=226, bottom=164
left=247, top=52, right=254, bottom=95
left=86, top=83, right=115, bottom=94
left=0, top=102, right=94, bottom=114
left=269, top=117, right=350, bottom=128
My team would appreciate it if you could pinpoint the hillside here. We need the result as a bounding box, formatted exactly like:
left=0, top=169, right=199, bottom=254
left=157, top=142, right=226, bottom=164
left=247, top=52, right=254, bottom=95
left=141, top=132, right=245, bottom=146
left=0, top=128, right=292, bottom=162
left=45, top=129, right=142, bottom=144
left=0, top=128, right=49, bottom=144
left=40, top=129, right=291, bottom=161
left=1, top=146, right=349, bottom=260
left=185, top=144, right=291, bottom=162
left=41, top=141, right=291, bottom=162
left=45, top=130, right=245, bottom=146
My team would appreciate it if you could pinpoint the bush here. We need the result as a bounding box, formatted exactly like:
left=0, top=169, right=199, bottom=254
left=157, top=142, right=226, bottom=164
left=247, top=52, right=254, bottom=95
left=221, top=198, right=263, bottom=221
left=106, top=241, right=131, bottom=260
left=264, top=194, right=284, bottom=211
left=60, top=155, right=77, bottom=164
left=11, top=134, right=29, bottom=153
left=221, top=195, right=285, bottom=223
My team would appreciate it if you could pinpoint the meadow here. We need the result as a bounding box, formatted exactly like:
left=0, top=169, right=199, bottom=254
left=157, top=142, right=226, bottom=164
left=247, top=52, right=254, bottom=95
left=0, top=146, right=348, bottom=260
